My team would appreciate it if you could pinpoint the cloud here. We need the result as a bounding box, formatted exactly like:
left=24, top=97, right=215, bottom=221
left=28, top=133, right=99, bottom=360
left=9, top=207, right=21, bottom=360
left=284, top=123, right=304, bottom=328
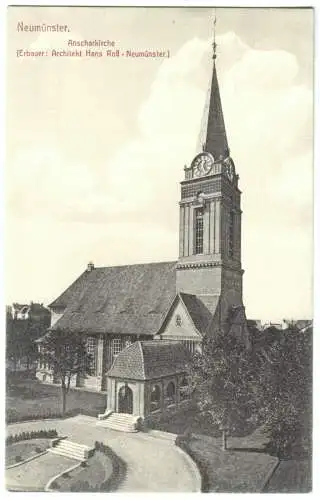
left=6, top=30, right=313, bottom=319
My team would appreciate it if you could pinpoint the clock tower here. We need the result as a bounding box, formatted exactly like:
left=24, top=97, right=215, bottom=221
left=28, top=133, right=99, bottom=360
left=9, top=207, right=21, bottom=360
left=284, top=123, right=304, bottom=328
left=176, top=39, right=246, bottom=334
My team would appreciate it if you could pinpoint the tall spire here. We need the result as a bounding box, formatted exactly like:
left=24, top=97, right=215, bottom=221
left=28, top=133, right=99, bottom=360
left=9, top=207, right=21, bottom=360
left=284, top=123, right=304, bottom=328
left=196, top=10, right=229, bottom=160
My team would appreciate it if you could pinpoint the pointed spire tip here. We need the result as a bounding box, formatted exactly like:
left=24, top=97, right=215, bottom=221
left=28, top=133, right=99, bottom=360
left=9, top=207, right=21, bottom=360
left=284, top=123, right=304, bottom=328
left=212, top=8, right=217, bottom=60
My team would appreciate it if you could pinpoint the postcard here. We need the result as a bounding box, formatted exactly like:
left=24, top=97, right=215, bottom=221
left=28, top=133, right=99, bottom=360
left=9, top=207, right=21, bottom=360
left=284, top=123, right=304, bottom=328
left=5, top=5, right=313, bottom=493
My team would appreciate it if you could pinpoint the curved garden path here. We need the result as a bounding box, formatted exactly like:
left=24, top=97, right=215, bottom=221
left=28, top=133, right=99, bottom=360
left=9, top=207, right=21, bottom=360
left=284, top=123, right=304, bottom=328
left=6, top=453, right=78, bottom=491
left=6, top=416, right=200, bottom=492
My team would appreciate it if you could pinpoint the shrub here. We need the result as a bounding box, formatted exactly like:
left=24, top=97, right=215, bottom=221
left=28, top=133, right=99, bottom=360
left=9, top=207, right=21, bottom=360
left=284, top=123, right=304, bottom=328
left=15, top=455, right=22, bottom=463
left=50, top=481, right=59, bottom=490
left=80, top=461, right=87, bottom=467
left=35, top=447, right=42, bottom=453
left=6, top=408, right=81, bottom=424
left=6, top=428, right=58, bottom=445
left=61, top=472, right=69, bottom=478
left=70, top=480, right=96, bottom=492
left=176, top=435, right=209, bottom=492
left=95, top=441, right=108, bottom=453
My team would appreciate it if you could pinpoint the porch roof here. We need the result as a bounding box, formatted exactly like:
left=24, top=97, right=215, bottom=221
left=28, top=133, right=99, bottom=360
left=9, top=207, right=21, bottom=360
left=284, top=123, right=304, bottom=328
left=107, top=340, right=191, bottom=381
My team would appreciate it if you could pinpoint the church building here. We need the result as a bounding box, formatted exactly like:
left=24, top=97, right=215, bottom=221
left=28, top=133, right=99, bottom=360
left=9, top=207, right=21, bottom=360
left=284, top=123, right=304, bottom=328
left=36, top=27, right=248, bottom=422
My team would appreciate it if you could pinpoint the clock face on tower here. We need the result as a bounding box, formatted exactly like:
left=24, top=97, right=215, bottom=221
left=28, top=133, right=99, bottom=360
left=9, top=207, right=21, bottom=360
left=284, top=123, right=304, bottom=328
left=191, top=153, right=214, bottom=178
left=224, top=157, right=235, bottom=182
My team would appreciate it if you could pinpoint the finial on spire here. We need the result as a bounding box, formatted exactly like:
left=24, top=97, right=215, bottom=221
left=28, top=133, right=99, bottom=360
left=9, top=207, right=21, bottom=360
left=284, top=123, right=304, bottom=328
left=212, top=8, right=217, bottom=60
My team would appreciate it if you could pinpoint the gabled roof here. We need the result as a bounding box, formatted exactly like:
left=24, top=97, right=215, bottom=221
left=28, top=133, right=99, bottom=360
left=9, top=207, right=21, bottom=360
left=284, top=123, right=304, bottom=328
left=50, top=261, right=177, bottom=336
left=158, top=292, right=218, bottom=337
left=107, top=340, right=191, bottom=380
left=180, top=293, right=216, bottom=334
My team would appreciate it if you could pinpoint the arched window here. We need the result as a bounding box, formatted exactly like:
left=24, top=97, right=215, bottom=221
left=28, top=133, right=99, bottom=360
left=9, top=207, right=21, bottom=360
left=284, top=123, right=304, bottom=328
left=180, top=377, right=190, bottom=401
left=194, top=207, right=204, bottom=254
left=175, top=314, right=182, bottom=327
left=228, top=210, right=234, bottom=258
left=165, top=381, right=176, bottom=406
left=150, top=384, right=161, bottom=412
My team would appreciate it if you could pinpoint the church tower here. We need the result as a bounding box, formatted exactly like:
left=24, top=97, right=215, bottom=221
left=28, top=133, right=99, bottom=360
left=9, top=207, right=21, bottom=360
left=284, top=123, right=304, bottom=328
left=176, top=21, right=245, bottom=332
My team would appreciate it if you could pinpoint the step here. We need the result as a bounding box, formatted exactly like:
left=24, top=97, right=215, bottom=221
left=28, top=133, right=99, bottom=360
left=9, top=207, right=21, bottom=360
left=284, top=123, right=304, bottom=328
left=105, top=420, right=136, bottom=429
left=53, top=439, right=90, bottom=450
left=51, top=445, right=89, bottom=456
left=49, top=448, right=86, bottom=461
left=54, top=441, right=90, bottom=451
left=97, top=418, right=136, bottom=428
left=96, top=411, right=139, bottom=433
left=53, top=445, right=88, bottom=455
left=99, top=423, right=138, bottom=433
left=106, top=414, right=135, bottom=421
left=105, top=418, right=135, bottom=425
left=108, top=413, right=135, bottom=419
left=97, top=425, right=137, bottom=432
left=50, top=440, right=95, bottom=460
left=50, top=447, right=87, bottom=460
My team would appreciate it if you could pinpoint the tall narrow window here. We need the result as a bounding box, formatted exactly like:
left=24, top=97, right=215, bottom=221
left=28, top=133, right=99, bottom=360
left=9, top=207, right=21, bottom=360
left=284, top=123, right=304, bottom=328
left=228, top=211, right=234, bottom=258
left=194, top=207, right=204, bottom=254
left=87, top=336, right=97, bottom=373
left=112, top=338, right=123, bottom=358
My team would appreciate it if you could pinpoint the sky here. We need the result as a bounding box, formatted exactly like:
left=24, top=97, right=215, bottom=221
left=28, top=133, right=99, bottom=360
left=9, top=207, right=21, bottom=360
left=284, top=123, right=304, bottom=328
left=5, top=6, right=313, bottom=321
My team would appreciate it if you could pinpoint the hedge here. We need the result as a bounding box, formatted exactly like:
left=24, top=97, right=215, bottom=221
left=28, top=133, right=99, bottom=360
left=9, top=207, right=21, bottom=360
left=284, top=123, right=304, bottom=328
left=6, top=407, right=102, bottom=424
left=6, top=408, right=80, bottom=424
left=6, top=429, right=58, bottom=445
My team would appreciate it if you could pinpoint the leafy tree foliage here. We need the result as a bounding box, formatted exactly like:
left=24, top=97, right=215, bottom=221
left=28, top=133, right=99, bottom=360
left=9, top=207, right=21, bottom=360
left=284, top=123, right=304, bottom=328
left=39, top=328, right=93, bottom=414
left=189, top=324, right=312, bottom=457
left=6, top=308, right=49, bottom=371
left=189, top=330, right=257, bottom=449
left=255, top=326, right=312, bottom=457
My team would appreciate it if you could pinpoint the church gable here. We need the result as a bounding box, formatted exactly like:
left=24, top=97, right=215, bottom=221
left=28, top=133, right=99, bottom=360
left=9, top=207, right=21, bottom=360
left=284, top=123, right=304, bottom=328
left=159, top=294, right=205, bottom=340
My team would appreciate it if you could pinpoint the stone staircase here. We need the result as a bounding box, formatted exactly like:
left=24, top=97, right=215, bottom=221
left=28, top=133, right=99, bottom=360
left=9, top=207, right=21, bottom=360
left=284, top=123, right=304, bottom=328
left=49, top=439, right=95, bottom=461
left=96, top=412, right=139, bottom=432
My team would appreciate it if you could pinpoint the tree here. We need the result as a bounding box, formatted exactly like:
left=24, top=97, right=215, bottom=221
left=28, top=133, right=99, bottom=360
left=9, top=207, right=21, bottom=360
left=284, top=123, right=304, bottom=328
left=39, top=328, right=93, bottom=414
left=6, top=305, right=51, bottom=372
left=6, top=309, right=20, bottom=372
left=189, top=330, right=258, bottom=450
left=6, top=311, right=31, bottom=372
left=255, top=326, right=312, bottom=458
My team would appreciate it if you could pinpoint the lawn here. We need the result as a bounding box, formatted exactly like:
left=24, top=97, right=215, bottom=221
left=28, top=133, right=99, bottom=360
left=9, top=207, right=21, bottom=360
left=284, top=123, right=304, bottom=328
left=154, top=409, right=312, bottom=493
left=264, top=458, right=312, bottom=493
left=177, top=433, right=278, bottom=493
left=53, top=450, right=113, bottom=491
left=153, top=407, right=257, bottom=438
left=6, top=438, right=51, bottom=467
left=6, top=378, right=106, bottom=421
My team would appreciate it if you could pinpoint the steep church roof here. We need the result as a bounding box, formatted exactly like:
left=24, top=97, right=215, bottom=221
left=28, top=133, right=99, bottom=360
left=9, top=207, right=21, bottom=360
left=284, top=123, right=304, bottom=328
left=107, top=340, right=191, bottom=380
left=180, top=292, right=216, bottom=334
left=50, top=261, right=177, bottom=336
left=196, top=61, right=229, bottom=160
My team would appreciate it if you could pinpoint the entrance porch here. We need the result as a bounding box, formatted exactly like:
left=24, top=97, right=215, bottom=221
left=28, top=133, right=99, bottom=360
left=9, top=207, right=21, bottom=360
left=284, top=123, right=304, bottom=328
left=101, top=340, right=193, bottom=427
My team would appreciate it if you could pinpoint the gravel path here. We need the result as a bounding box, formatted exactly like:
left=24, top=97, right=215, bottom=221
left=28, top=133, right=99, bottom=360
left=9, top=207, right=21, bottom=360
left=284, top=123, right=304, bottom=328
left=6, top=416, right=200, bottom=492
left=6, top=452, right=78, bottom=491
